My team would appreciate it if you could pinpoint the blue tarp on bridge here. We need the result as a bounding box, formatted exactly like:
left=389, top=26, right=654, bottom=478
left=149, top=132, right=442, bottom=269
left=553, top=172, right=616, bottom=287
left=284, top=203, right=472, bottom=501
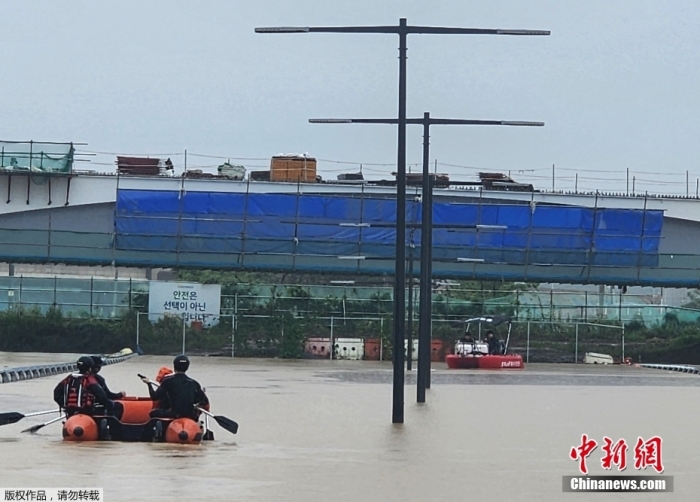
left=114, top=189, right=663, bottom=268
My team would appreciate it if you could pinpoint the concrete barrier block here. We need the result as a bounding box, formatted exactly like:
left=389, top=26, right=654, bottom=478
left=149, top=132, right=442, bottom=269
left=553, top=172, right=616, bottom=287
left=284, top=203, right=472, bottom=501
left=334, top=338, right=364, bottom=360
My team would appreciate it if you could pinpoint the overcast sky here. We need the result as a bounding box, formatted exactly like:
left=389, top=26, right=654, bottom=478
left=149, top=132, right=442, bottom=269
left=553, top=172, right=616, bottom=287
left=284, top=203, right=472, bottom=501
left=2, top=1, right=699, bottom=194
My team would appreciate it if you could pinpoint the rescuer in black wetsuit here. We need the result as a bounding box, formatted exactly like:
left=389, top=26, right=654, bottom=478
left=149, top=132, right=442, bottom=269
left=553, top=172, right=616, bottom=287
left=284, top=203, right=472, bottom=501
left=485, top=331, right=501, bottom=355
left=90, top=356, right=126, bottom=400
left=459, top=332, right=474, bottom=343
left=141, top=355, right=209, bottom=420
left=53, top=356, right=124, bottom=420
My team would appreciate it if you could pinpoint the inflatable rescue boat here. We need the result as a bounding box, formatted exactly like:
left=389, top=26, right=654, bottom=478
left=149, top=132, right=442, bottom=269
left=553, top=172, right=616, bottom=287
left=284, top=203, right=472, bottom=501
left=62, top=366, right=214, bottom=444
left=62, top=397, right=214, bottom=444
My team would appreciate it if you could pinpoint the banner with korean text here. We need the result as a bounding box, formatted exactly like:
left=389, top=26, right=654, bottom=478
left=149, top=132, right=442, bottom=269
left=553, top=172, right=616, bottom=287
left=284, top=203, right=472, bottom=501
left=148, top=281, right=221, bottom=327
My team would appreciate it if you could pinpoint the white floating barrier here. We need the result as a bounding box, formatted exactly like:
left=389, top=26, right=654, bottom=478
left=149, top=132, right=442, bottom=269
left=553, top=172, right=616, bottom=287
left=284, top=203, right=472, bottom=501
left=638, top=363, right=700, bottom=375
left=0, top=348, right=137, bottom=384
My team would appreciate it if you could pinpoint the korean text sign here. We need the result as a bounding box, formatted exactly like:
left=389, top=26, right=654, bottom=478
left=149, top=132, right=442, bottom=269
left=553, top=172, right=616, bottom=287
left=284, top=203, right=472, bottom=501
left=148, top=281, right=221, bottom=326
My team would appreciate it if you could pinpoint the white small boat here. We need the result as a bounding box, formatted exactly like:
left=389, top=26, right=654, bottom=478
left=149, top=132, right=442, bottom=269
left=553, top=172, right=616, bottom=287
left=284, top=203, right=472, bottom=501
left=583, top=352, right=614, bottom=365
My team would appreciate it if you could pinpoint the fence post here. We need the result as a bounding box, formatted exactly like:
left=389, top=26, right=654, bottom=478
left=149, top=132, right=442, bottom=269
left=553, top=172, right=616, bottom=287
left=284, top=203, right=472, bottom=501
left=231, top=314, right=236, bottom=358
left=575, top=322, right=579, bottom=363
left=618, top=288, right=623, bottom=323
left=549, top=289, right=553, bottom=322
left=90, top=277, right=94, bottom=317
left=621, top=323, right=625, bottom=362
left=526, top=322, right=530, bottom=363
left=330, top=315, right=334, bottom=360
left=136, top=312, right=140, bottom=349
left=380, top=317, right=384, bottom=361
left=181, top=315, right=186, bottom=354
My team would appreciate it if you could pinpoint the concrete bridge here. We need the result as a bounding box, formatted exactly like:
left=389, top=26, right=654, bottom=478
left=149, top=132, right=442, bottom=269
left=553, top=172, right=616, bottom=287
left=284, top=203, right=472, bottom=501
left=0, top=171, right=699, bottom=287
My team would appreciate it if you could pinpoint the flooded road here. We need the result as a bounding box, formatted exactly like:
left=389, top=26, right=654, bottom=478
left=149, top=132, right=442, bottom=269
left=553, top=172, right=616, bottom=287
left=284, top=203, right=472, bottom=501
left=1, top=353, right=699, bottom=501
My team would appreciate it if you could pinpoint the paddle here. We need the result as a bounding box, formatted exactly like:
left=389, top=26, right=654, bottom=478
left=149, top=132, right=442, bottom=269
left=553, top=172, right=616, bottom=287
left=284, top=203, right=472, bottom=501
left=137, top=374, right=239, bottom=435
left=196, top=407, right=239, bottom=435
left=0, top=409, right=60, bottom=427
left=21, top=414, right=65, bottom=434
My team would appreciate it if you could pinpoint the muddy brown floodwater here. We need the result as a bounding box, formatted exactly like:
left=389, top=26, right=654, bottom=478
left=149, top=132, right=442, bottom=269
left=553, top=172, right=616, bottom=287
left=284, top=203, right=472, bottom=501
left=1, top=353, right=699, bottom=501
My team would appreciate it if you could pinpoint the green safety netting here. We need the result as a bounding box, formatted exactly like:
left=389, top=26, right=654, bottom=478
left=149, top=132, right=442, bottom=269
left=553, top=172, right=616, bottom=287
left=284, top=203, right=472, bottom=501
left=0, top=141, right=74, bottom=174
left=483, top=291, right=700, bottom=326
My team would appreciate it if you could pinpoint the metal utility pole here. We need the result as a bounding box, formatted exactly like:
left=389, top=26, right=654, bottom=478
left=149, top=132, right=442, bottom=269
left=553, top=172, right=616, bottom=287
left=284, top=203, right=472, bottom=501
left=310, top=114, right=543, bottom=403
left=407, top=244, right=415, bottom=371
left=257, top=18, right=550, bottom=424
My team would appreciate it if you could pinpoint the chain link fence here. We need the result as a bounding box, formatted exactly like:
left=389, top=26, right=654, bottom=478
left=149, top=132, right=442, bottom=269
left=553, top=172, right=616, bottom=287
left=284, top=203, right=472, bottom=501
left=0, top=278, right=697, bottom=362
left=1, top=277, right=698, bottom=327
left=134, top=310, right=630, bottom=364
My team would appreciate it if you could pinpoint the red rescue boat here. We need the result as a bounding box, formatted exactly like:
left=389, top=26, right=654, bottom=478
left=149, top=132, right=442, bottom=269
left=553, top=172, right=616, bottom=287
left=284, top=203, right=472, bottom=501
left=446, top=315, right=525, bottom=370
left=446, top=353, right=524, bottom=369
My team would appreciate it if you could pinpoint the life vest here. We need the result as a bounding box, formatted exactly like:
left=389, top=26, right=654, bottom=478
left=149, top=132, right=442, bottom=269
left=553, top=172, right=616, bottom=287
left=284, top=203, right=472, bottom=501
left=61, top=373, right=98, bottom=410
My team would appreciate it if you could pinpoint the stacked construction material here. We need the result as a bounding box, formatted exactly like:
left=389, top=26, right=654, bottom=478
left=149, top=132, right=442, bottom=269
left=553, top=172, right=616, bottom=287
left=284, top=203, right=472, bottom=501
left=117, top=156, right=161, bottom=176
left=479, top=172, right=533, bottom=191
left=184, top=169, right=216, bottom=179
left=337, top=172, right=365, bottom=182
left=270, top=154, right=317, bottom=183
left=391, top=172, right=451, bottom=187
left=250, top=171, right=271, bottom=181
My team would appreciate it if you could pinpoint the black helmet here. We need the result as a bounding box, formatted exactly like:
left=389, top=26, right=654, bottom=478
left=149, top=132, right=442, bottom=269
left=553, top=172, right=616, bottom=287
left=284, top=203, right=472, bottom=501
left=173, top=354, right=190, bottom=372
left=91, top=356, right=104, bottom=372
left=76, top=356, right=94, bottom=374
